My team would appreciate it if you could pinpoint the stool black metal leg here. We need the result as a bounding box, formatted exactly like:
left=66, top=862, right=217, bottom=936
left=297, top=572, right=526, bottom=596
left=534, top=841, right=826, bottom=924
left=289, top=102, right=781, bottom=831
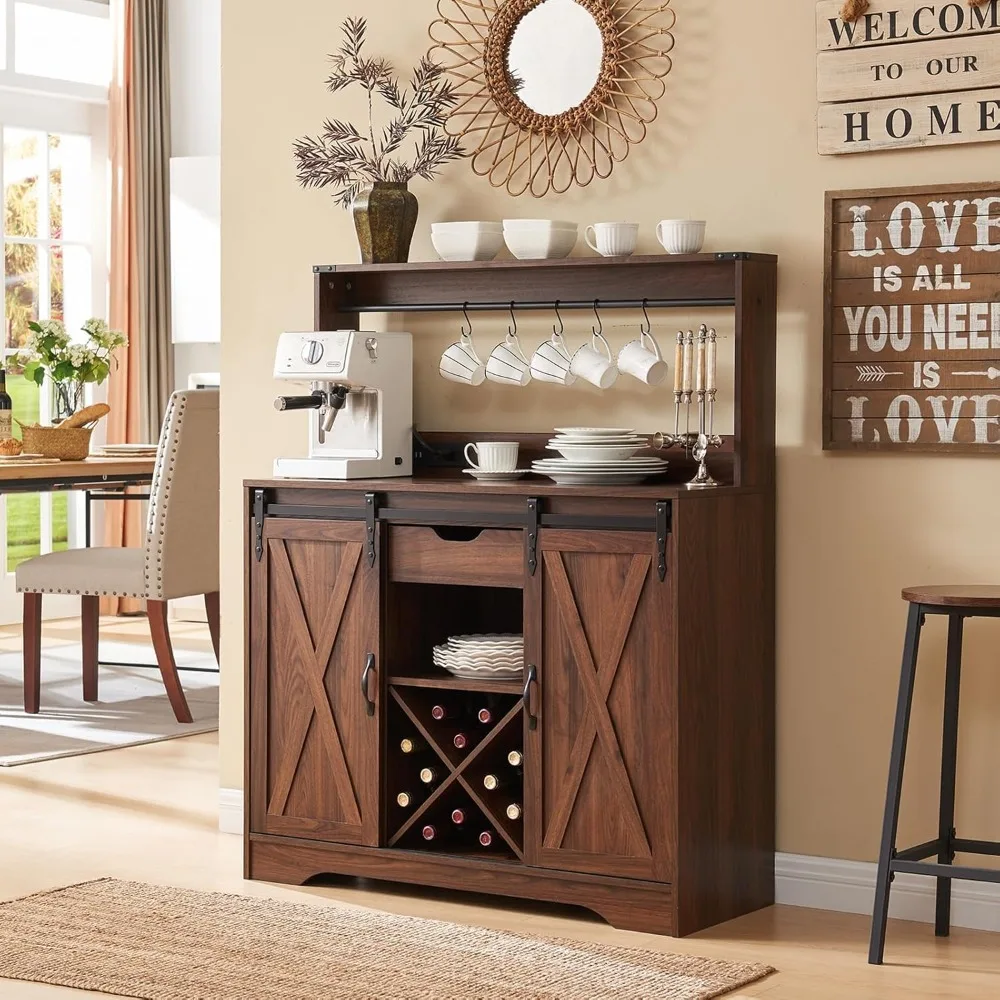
left=935, top=613, right=964, bottom=937
left=869, top=602, right=924, bottom=965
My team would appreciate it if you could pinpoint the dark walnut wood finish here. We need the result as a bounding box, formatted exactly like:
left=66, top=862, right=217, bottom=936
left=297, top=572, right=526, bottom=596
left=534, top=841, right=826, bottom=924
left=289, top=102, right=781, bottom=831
left=245, top=253, right=776, bottom=936
left=245, top=479, right=775, bottom=936
left=249, top=518, right=380, bottom=846
left=526, top=530, right=674, bottom=883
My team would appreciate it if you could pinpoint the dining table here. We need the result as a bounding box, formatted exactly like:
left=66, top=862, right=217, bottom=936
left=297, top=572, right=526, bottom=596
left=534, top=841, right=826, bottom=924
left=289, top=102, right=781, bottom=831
left=0, top=457, right=157, bottom=546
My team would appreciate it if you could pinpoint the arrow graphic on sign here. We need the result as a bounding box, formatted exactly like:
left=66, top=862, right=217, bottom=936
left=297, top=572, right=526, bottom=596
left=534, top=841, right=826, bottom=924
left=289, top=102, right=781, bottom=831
left=952, top=369, right=1000, bottom=380
left=856, top=365, right=904, bottom=383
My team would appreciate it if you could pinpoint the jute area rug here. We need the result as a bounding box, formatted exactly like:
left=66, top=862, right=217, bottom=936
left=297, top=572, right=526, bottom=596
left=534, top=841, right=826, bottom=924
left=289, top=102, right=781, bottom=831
left=0, top=880, right=774, bottom=1000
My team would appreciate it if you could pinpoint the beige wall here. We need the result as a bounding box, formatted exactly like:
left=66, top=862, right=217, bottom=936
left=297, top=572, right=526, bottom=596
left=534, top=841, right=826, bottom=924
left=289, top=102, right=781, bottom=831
left=221, top=0, right=1000, bottom=861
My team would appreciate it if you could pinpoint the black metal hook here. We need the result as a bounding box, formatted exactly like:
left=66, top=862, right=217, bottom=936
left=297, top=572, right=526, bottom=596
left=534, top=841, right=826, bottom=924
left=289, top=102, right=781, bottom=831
left=508, top=301, right=517, bottom=338
left=592, top=299, right=602, bottom=337
left=641, top=298, right=652, bottom=336
left=553, top=300, right=564, bottom=338
left=461, top=302, right=472, bottom=338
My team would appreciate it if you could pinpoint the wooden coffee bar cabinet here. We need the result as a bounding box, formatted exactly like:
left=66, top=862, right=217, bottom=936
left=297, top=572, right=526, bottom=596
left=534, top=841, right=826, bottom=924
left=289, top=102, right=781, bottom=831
left=245, top=254, right=777, bottom=936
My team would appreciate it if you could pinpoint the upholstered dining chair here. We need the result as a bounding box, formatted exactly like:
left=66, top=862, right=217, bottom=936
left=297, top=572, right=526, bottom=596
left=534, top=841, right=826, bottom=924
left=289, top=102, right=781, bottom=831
left=16, top=389, right=220, bottom=724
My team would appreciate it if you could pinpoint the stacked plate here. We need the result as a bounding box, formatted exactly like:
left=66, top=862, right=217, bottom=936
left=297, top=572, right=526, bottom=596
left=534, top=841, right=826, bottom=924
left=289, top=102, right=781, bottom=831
left=432, top=634, right=524, bottom=681
left=532, top=428, right=668, bottom=485
left=98, top=444, right=159, bottom=458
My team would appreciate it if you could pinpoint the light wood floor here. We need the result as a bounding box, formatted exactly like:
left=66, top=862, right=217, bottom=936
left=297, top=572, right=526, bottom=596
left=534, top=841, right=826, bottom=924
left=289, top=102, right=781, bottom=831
left=0, top=625, right=997, bottom=997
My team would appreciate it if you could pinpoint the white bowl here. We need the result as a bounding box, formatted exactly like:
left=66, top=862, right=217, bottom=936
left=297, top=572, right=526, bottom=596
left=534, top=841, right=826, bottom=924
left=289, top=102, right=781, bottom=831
left=432, top=228, right=504, bottom=262
left=432, top=221, right=503, bottom=234
left=504, top=228, right=578, bottom=261
left=503, top=219, right=578, bottom=233
left=548, top=443, right=643, bottom=462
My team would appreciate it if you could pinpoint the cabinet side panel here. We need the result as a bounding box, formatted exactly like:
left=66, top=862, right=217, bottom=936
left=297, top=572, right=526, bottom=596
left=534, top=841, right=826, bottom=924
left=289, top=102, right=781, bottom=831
left=673, top=493, right=775, bottom=934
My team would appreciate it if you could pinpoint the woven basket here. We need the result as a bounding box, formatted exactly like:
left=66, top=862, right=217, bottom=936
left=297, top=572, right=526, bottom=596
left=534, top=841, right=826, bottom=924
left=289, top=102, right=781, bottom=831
left=19, top=424, right=94, bottom=461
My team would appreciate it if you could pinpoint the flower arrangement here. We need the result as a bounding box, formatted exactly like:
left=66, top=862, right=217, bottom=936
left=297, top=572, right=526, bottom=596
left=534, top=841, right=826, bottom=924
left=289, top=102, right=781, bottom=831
left=13, top=318, right=127, bottom=420
left=293, top=17, right=465, bottom=209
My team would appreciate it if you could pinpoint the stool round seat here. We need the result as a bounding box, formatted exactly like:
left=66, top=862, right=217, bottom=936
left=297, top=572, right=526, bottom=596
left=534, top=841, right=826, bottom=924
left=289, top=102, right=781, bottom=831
left=901, top=585, right=1000, bottom=608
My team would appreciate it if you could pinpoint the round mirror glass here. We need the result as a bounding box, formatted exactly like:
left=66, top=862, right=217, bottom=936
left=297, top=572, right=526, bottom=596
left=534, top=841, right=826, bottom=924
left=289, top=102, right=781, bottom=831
left=507, top=0, right=604, bottom=117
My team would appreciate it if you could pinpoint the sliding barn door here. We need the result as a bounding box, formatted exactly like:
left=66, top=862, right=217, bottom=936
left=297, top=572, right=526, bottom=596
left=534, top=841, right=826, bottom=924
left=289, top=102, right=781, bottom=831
left=525, top=529, right=675, bottom=882
left=249, top=518, right=380, bottom=846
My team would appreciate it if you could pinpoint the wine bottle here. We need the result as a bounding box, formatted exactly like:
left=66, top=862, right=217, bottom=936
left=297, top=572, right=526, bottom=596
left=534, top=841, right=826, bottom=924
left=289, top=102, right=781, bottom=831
left=0, top=367, right=11, bottom=444
left=419, top=767, right=439, bottom=785
left=450, top=808, right=467, bottom=826
left=452, top=732, right=470, bottom=750
left=482, top=774, right=506, bottom=792
left=421, top=824, right=438, bottom=841
left=396, top=791, right=413, bottom=808
left=430, top=704, right=454, bottom=721
left=478, top=830, right=494, bottom=847
left=507, top=750, right=523, bottom=768
left=400, top=737, right=426, bottom=754
left=476, top=707, right=494, bottom=725
left=506, top=803, right=523, bottom=821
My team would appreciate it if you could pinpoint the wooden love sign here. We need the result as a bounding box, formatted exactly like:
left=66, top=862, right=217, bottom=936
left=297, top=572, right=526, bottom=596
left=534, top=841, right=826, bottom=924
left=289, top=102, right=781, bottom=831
left=823, top=182, right=1000, bottom=452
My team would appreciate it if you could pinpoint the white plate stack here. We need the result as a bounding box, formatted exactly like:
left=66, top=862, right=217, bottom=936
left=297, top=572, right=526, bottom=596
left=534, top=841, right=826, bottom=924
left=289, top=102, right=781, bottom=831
left=532, top=428, right=668, bottom=485
left=432, top=634, right=524, bottom=680
left=98, top=444, right=159, bottom=458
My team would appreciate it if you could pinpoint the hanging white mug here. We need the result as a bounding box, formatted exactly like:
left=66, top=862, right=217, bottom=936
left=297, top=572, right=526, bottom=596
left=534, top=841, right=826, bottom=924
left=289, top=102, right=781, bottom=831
left=440, top=330, right=486, bottom=386
left=530, top=331, right=577, bottom=386
left=618, top=329, right=668, bottom=386
left=486, top=331, right=532, bottom=386
left=570, top=331, right=618, bottom=389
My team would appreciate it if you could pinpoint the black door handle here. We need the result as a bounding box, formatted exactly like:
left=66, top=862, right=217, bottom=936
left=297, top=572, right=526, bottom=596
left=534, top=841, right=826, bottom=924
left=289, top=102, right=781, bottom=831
left=361, top=653, right=376, bottom=717
left=524, top=664, right=538, bottom=731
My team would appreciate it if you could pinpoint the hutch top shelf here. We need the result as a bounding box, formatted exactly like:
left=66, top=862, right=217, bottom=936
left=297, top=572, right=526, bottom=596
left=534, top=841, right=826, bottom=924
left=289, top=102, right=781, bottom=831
left=314, top=253, right=777, bottom=492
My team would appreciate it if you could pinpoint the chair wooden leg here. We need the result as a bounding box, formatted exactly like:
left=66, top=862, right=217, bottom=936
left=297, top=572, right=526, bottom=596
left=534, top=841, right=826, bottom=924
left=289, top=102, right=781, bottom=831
left=22, top=592, right=42, bottom=714
left=147, top=600, right=193, bottom=724
left=205, top=591, right=220, bottom=665
left=82, top=595, right=99, bottom=703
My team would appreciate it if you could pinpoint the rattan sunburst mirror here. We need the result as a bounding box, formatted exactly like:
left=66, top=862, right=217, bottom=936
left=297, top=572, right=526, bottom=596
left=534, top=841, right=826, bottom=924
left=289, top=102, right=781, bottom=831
left=429, top=0, right=675, bottom=198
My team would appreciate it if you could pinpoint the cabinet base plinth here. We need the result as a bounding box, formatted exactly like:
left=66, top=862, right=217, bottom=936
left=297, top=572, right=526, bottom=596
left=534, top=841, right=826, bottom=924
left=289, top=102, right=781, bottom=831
left=247, top=834, right=675, bottom=936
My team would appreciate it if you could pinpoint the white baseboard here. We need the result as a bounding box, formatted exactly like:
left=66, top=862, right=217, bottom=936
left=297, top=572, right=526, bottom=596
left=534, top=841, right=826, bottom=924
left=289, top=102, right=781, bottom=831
left=215, top=791, right=1000, bottom=934
left=218, top=788, right=243, bottom=835
left=776, top=852, right=1000, bottom=932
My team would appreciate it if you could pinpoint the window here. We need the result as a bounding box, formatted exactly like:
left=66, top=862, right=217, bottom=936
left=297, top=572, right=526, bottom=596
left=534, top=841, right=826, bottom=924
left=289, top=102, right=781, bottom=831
left=0, top=0, right=109, bottom=609
left=0, top=0, right=111, bottom=98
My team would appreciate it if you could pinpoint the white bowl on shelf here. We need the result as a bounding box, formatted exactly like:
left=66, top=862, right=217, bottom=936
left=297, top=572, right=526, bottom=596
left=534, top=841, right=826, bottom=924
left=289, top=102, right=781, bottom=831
left=503, top=221, right=578, bottom=261
left=431, top=222, right=504, bottom=262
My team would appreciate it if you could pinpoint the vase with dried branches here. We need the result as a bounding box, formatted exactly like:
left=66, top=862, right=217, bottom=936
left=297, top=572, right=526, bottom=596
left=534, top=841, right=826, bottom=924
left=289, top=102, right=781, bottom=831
left=294, top=17, right=465, bottom=264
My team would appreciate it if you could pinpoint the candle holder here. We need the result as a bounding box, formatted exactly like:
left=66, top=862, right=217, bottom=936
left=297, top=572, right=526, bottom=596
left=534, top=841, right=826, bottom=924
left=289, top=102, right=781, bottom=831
left=652, top=325, right=722, bottom=489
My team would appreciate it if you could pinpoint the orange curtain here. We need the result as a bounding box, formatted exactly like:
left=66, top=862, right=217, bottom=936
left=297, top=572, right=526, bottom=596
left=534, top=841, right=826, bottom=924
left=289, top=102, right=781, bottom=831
left=103, top=0, right=144, bottom=616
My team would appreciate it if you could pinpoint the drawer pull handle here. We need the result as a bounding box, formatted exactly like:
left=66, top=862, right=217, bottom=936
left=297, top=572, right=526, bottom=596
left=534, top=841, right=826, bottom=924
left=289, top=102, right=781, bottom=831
left=361, top=653, right=376, bottom=718
left=524, top=664, right=538, bottom=731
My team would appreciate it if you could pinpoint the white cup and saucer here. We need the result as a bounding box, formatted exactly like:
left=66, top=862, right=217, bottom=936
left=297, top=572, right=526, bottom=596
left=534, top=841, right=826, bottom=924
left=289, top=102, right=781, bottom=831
left=463, top=441, right=527, bottom=482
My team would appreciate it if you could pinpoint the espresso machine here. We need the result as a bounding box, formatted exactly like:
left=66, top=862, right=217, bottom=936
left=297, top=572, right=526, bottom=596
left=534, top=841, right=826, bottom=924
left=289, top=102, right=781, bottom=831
left=272, top=330, right=413, bottom=480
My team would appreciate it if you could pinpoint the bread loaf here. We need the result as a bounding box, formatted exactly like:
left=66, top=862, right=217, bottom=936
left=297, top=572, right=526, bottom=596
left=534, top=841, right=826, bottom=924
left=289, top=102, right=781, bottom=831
left=58, top=403, right=111, bottom=429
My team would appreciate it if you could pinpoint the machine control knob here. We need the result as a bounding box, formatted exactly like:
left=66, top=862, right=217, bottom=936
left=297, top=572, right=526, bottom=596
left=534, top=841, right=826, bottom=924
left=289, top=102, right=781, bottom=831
left=301, top=340, right=324, bottom=365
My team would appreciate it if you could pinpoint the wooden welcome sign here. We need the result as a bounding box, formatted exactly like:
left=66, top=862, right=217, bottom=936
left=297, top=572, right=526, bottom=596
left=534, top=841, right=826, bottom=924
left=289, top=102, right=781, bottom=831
left=817, top=1, right=1000, bottom=154
left=824, top=182, right=1000, bottom=452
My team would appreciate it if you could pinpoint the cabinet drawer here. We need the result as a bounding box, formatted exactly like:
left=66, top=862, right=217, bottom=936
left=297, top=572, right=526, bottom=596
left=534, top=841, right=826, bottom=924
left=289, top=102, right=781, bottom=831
left=388, top=525, right=524, bottom=588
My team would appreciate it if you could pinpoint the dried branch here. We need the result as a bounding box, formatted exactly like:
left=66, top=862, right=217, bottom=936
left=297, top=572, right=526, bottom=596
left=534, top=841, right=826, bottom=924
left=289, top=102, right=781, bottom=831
left=294, top=16, right=466, bottom=210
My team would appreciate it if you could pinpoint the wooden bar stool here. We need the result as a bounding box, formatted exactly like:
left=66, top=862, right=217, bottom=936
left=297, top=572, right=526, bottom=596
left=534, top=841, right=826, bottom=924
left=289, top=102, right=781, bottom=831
left=869, top=585, right=1000, bottom=965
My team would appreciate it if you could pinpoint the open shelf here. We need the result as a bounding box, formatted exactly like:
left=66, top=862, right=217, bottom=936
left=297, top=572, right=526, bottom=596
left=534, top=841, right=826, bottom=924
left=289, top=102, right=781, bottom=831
left=388, top=674, right=524, bottom=695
